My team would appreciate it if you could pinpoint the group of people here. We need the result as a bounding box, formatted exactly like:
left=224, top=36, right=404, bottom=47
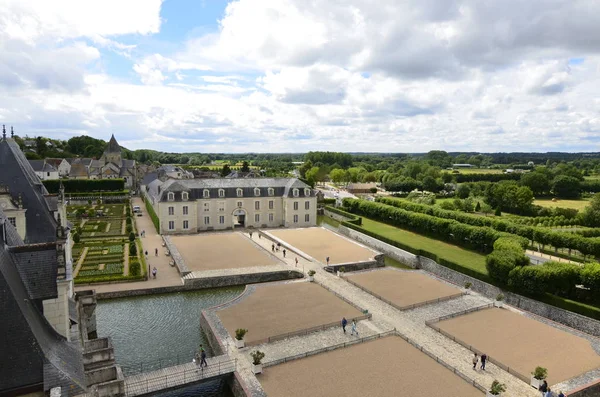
left=194, top=345, right=208, bottom=371
left=341, top=317, right=359, bottom=336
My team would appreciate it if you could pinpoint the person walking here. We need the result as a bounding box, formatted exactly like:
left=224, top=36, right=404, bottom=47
left=472, top=353, right=478, bottom=370
left=194, top=351, right=201, bottom=372
left=152, top=267, right=157, bottom=279
left=295, top=257, right=298, bottom=267
left=200, top=346, right=208, bottom=368
left=258, top=233, right=261, bottom=239
left=249, top=231, right=253, bottom=238
left=350, top=320, right=359, bottom=336
left=283, top=249, right=286, bottom=258
left=480, top=353, right=487, bottom=370
left=326, top=256, right=330, bottom=265
left=557, top=391, right=565, bottom=397
left=145, top=250, right=148, bottom=257
left=271, top=243, right=275, bottom=252
left=155, top=248, right=158, bottom=257
left=539, top=380, right=549, bottom=396
left=341, top=317, right=347, bottom=334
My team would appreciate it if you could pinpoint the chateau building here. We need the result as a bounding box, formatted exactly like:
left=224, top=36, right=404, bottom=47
left=145, top=178, right=317, bottom=234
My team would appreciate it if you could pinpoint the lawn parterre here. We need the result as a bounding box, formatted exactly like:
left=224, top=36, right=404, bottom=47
left=69, top=201, right=145, bottom=284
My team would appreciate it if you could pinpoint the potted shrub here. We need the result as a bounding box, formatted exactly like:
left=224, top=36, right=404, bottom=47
left=235, top=328, right=248, bottom=348
left=250, top=350, right=265, bottom=374
left=464, top=282, right=472, bottom=294
left=337, top=266, right=345, bottom=277
left=487, top=380, right=506, bottom=397
left=494, top=293, right=504, bottom=308
left=308, top=270, right=316, bottom=282
left=530, top=366, right=547, bottom=389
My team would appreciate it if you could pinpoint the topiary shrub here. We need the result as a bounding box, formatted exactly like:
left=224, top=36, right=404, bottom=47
left=129, top=232, right=135, bottom=242
left=235, top=328, right=248, bottom=340
left=129, top=243, right=137, bottom=256
left=494, top=207, right=501, bottom=216
left=126, top=225, right=133, bottom=234
left=129, top=260, right=141, bottom=276
left=73, top=233, right=80, bottom=243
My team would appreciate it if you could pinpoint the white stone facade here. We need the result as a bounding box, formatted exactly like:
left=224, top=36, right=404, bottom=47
left=43, top=280, right=71, bottom=341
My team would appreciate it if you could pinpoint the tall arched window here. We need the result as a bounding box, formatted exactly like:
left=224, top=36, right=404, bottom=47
left=167, top=192, right=175, bottom=201
left=268, top=188, right=274, bottom=196
left=254, top=188, right=261, bottom=197
left=203, top=189, right=210, bottom=198
left=237, top=188, right=243, bottom=197
left=304, top=188, right=310, bottom=197
left=219, top=189, right=225, bottom=198
left=182, top=192, right=189, bottom=201
left=293, top=188, right=299, bottom=197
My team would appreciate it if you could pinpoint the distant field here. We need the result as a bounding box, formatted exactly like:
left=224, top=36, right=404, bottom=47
left=454, top=168, right=504, bottom=174
left=534, top=198, right=590, bottom=210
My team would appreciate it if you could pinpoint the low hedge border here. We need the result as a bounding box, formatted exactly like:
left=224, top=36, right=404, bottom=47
left=144, top=195, right=160, bottom=233
left=74, top=274, right=145, bottom=285
left=324, top=206, right=362, bottom=225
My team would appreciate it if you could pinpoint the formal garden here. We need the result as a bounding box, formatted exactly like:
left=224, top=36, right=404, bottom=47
left=328, top=198, right=600, bottom=320
left=68, top=201, right=146, bottom=284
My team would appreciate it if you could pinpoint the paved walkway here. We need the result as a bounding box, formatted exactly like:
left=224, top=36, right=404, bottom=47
left=526, top=249, right=579, bottom=265
left=75, top=197, right=182, bottom=294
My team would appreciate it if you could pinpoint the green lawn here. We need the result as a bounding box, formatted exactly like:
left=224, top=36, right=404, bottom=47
left=534, top=198, right=590, bottom=210
left=359, top=217, right=488, bottom=275
left=454, top=168, right=504, bottom=174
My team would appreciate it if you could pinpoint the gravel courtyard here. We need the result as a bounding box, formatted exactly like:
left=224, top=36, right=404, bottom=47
left=170, top=232, right=279, bottom=271
left=346, top=268, right=463, bottom=309
left=217, top=282, right=363, bottom=345
left=259, top=335, right=484, bottom=397
left=268, top=227, right=378, bottom=264
left=434, top=307, right=600, bottom=385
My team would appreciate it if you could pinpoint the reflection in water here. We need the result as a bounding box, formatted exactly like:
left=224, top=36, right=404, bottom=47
left=96, top=287, right=243, bottom=396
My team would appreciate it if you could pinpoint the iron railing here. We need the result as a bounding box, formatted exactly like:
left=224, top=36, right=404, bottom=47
left=124, top=357, right=237, bottom=397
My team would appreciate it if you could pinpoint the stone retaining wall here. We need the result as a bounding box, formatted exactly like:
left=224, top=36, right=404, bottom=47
left=337, top=223, right=600, bottom=338
left=162, top=235, right=189, bottom=276
left=568, top=379, right=600, bottom=397
left=183, top=270, right=304, bottom=288
left=337, top=225, right=419, bottom=268
left=323, top=209, right=353, bottom=223
left=324, top=259, right=384, bottom=274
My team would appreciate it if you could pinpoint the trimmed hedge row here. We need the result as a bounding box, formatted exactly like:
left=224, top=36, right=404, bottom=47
left=485, top=237, right=530, bottom=284
left=324, top=206, right=362, bottom=225
left=455, top=173, right=521, bottom=183
left=343, top=199, right=523, bottom=252
left=375, top=197, right=600, bottom=258
left=44, top=179, right=125, bottom=193
left=66, top=191, right=129, bottom=197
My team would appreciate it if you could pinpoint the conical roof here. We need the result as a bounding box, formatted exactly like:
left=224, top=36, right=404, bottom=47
left=105, top=134, right=121, bottom=153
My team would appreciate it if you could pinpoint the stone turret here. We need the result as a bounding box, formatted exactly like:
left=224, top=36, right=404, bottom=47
left=100, top=134, right=122, bottom=166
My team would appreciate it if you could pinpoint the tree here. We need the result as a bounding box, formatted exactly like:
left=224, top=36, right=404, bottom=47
left=241, top=161, right=250, bottom=172
left=520, top=172, right=550, bottom=196
left=515, top=186, right=534, bottom=212
left=329, top=168, right=346, bottom=184
left=221, top=164, right=232, bottom=177
left=299, top=160, right=313, bottom=178
left=456, top=184, right=471, bottom=199
left=475, top=201, right=481, bottom=212
left=583, top=193, right=600, bottom=227
left=422, top=176, right=440, bottom=193
left=552, top=175, right=581, bottom=198
left=425, top=150, right=452, bottom=168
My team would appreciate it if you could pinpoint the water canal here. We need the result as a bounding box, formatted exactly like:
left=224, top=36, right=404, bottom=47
left=96, top=287, right=244, bottom=396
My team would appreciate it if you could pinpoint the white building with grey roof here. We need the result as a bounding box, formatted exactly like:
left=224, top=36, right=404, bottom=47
left=145, top=177, right=317, bottom=234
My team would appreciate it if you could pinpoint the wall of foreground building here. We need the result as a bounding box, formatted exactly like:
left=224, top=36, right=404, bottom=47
left=43, top=280, right=71, bottom=341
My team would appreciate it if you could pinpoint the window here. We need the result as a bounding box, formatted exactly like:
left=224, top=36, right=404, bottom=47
left=268, top=213, right=274, bottom=222
left=237, top=188, right=243, bottom=197
left=293, top=202, right=299, bottom=211
left=182, top=192, right=189, bottom=201
left=255, top=214, right=260, bottom=223
left=255, top=201, right=260, bottom=210
left=168, top=221, right=175, bottom=230
left=218, top=202, right=225, bottom=212
left=47, top=172, right=50, bottom=177
left=203, top=189, right=210, bottom=198
left=204, top=216, right=210, bottom=225
left=237, top=201, right=242, bottom=208
left=305, top=214, right=310, bottom=222
left=183, top=220, right=189, bottom=230
left=305, top=201, right=310, bottom=210
left=293, top=188, right=299, bottom=197
left=269, top=200, right=274, bottom=210
left=305, top=188, right=311, bottom=197
left=218, top=189, right=225, bottom=198
left=183, top=206, right=188, bottom=215
left=254, top=188, right=260, bottom=197
left=268, top=188, right=274, bottom=196
left=219, top=215, right=225, bottom=224
left=293, top=215, right=299, bottom=223
left=168, top=206, right=174, bottom=216
left=204, top=203, right=210, bottom=212
left=167, top=192, right=175, bottom=201
left=8, top=217, right=16, bottom=227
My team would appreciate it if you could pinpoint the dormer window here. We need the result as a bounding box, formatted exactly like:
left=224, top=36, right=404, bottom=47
left=268, top=188, right=274, bottom=196
left=237, top=188, right=243, bottom=197
left=304, top=188, right=310, bottom=197
left=219, top=189, right=225, bottom=198
left=254, top=188, right=261, bottom=197
left=167, top=192, right=174, bottom=201
left=203, top=189, right=210, bottom=198
left=293, top=188, right=299, bottom=197
left=182, top=192, right=189, bottom=201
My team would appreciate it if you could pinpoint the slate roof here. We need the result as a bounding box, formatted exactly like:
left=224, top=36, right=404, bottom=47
left=148, top=177, right=314, bottom=202
left=9, top=243, right=58, bottom=301
left=0, top=138, right=58, bottom=243
left=45, top=158, right=65, bottom=168
left=28, top=160, right=58, bottom=173
left=66, top=158, right=92, bottom=166
left=0, top=212, right=85, bottom=394
left=105, top=134, right=121, bottom=153
left=68, top=163, right=88, bottom=178
left=142, top=172, right=158, bottom=186
left=44, top=195, right=58, bottom=212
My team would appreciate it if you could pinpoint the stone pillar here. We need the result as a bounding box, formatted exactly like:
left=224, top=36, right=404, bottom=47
left=43, top=280, right=71, bottom=340
left=76, top=290, right=98, bottom=341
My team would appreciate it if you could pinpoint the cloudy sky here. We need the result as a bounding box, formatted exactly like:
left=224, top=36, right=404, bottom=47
left=1, top=0, right=599, bottom=153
